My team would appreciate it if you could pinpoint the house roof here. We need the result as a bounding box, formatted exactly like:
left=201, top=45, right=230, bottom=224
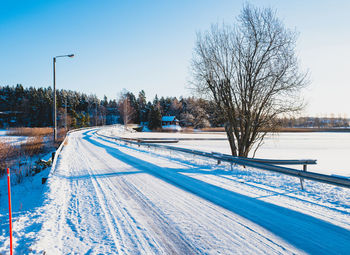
left=162, top=116, right=177, bottom=122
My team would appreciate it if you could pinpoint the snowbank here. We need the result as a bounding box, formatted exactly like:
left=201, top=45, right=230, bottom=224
left=161, top=125, right=182, bottom=131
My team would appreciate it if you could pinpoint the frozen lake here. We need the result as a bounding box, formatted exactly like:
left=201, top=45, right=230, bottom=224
left=124, top=131, right=350, bottom=177
left=254, top=132, right=350, bottom=177
left=173, top=132, right=350, bottom=177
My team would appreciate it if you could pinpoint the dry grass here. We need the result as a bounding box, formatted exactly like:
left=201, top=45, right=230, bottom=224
left=0, top=138, right=45, bottom=178
left=180, top=127, right=195, bottom=133
left=0, top=141, right=15, bottom=175
left=1, top=134, right=45, bottom=176
left=7, top=127, right=53, bottom=137
left=0, top=141, right=13, bottom=160
left=1, top=127, right=68, bottom=177
left=199, top=127, right=225, bottom=132
left=20, top=136, right=44, bottom=156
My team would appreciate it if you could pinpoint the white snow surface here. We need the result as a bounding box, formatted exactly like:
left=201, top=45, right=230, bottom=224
left=117, top=131, right=350, bottom=177
left=117, top=130, right=227, bottom=140
left=161, top=125, right=182, bottom=131
left=0, top=130, right=27, bottom=146
left=0, top=126, right=350, bottom=254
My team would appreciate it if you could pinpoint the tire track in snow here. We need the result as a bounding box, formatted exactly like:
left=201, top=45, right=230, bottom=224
left=91, top=130, right=350, bottom=254
left=81, top=138, right=201, bottom=254
left=107, top=147, right=294, bottom=253
left=76, top=138, right=123, bottom=254
left=116, top=178, right=200, bottom=254
left=43, top=133, right=120, bottom=253
left=98, top=133, right=350, bottom=229
left=86, top=131, right=301, bottom=254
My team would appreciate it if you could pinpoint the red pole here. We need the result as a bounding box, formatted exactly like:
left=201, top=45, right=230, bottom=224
left=7, top=168, right=13, bottom=255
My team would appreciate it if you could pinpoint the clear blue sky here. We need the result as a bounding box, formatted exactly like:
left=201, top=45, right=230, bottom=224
left=1, top=0, right=349, bottom=117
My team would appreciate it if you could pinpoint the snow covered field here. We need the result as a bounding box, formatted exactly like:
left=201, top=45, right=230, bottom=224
left=118, top=130, right=350, bottom=177
left=0, top=129, right=27, bottom=145
left=1, top=126, right=349, bottom=254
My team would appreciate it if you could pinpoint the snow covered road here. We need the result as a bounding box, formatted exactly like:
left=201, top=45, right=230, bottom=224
left=2, top=127, right=350, bottom=254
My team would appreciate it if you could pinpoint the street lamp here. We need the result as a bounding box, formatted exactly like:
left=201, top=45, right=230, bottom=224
left=53, top=54, right=74, bottom=143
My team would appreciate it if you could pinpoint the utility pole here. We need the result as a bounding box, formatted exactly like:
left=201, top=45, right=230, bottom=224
left=52, top=54, right=74, bottom=143
left=53, top=57, right=57, bottom=142
left=65, top=96, right=68, bottom=131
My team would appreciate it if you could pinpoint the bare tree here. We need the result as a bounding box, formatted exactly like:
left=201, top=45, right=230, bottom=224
left=192, top=5, right=308, bottom=157
left=181, top=98, right=210, bottom=128
left=118, top=96, right=135, bottom=128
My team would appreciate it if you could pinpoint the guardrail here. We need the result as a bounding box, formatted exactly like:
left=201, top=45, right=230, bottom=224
left=215, top=155, right=317, bottom=166
left=96, top=131, right=350, bottom=190
left=209, top=152, right=317, bottom=189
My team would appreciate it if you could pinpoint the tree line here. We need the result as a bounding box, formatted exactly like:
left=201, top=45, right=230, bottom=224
left=117, top=89, right=225, bottom=130
left=0, top=84, right=225, bottom=129
left=1, top=84, right=348, bottom=131
left=0, top=84, right=118, bottom=128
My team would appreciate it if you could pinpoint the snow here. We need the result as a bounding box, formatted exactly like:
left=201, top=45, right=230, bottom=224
left=0, top=164, right=51, bottom=253
left=0, top=130, right=27, bottom=146
left=118, top=131, right=350, bottom=177
left=254, top=132, right=350, bottom=177
left=117, top=130, right=226, bottom=140
left=161, top=124, right=182, bottom=131
left=1, top=126, right=350, bottom=254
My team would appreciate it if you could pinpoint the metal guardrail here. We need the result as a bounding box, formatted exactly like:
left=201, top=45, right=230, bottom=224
left=96, top=131, right=350, bottom=189
left=118, top=136, right=316, bottom=166
left=122, top=137, right=179, bottom=144
left=222, top=157, right=316, bottom=165
left=209, top=152, right=317, bottom=165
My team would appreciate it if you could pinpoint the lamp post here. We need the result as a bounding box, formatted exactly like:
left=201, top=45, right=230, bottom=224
left=53, top=54, right=74, bottom=143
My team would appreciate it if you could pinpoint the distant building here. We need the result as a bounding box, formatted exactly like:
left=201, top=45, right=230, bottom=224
left=161, top=116, right=181, bottom=131
left=161, top=116, right=179, bottom=126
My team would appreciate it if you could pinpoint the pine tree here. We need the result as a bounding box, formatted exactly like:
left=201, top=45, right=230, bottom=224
left=137, top=90, right=147, bottom=123
left=71, top=110, right=79, bottom=128
left=148, top=103, right=162, bottom=130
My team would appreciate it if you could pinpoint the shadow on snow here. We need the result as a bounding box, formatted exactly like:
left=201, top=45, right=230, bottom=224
left=82, top=130, right=350, bottom=254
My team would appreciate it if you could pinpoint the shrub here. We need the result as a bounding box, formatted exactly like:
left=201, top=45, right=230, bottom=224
left=20, top=136, right=44, bottom=156
left=0, top=141, right=15, bottom=176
